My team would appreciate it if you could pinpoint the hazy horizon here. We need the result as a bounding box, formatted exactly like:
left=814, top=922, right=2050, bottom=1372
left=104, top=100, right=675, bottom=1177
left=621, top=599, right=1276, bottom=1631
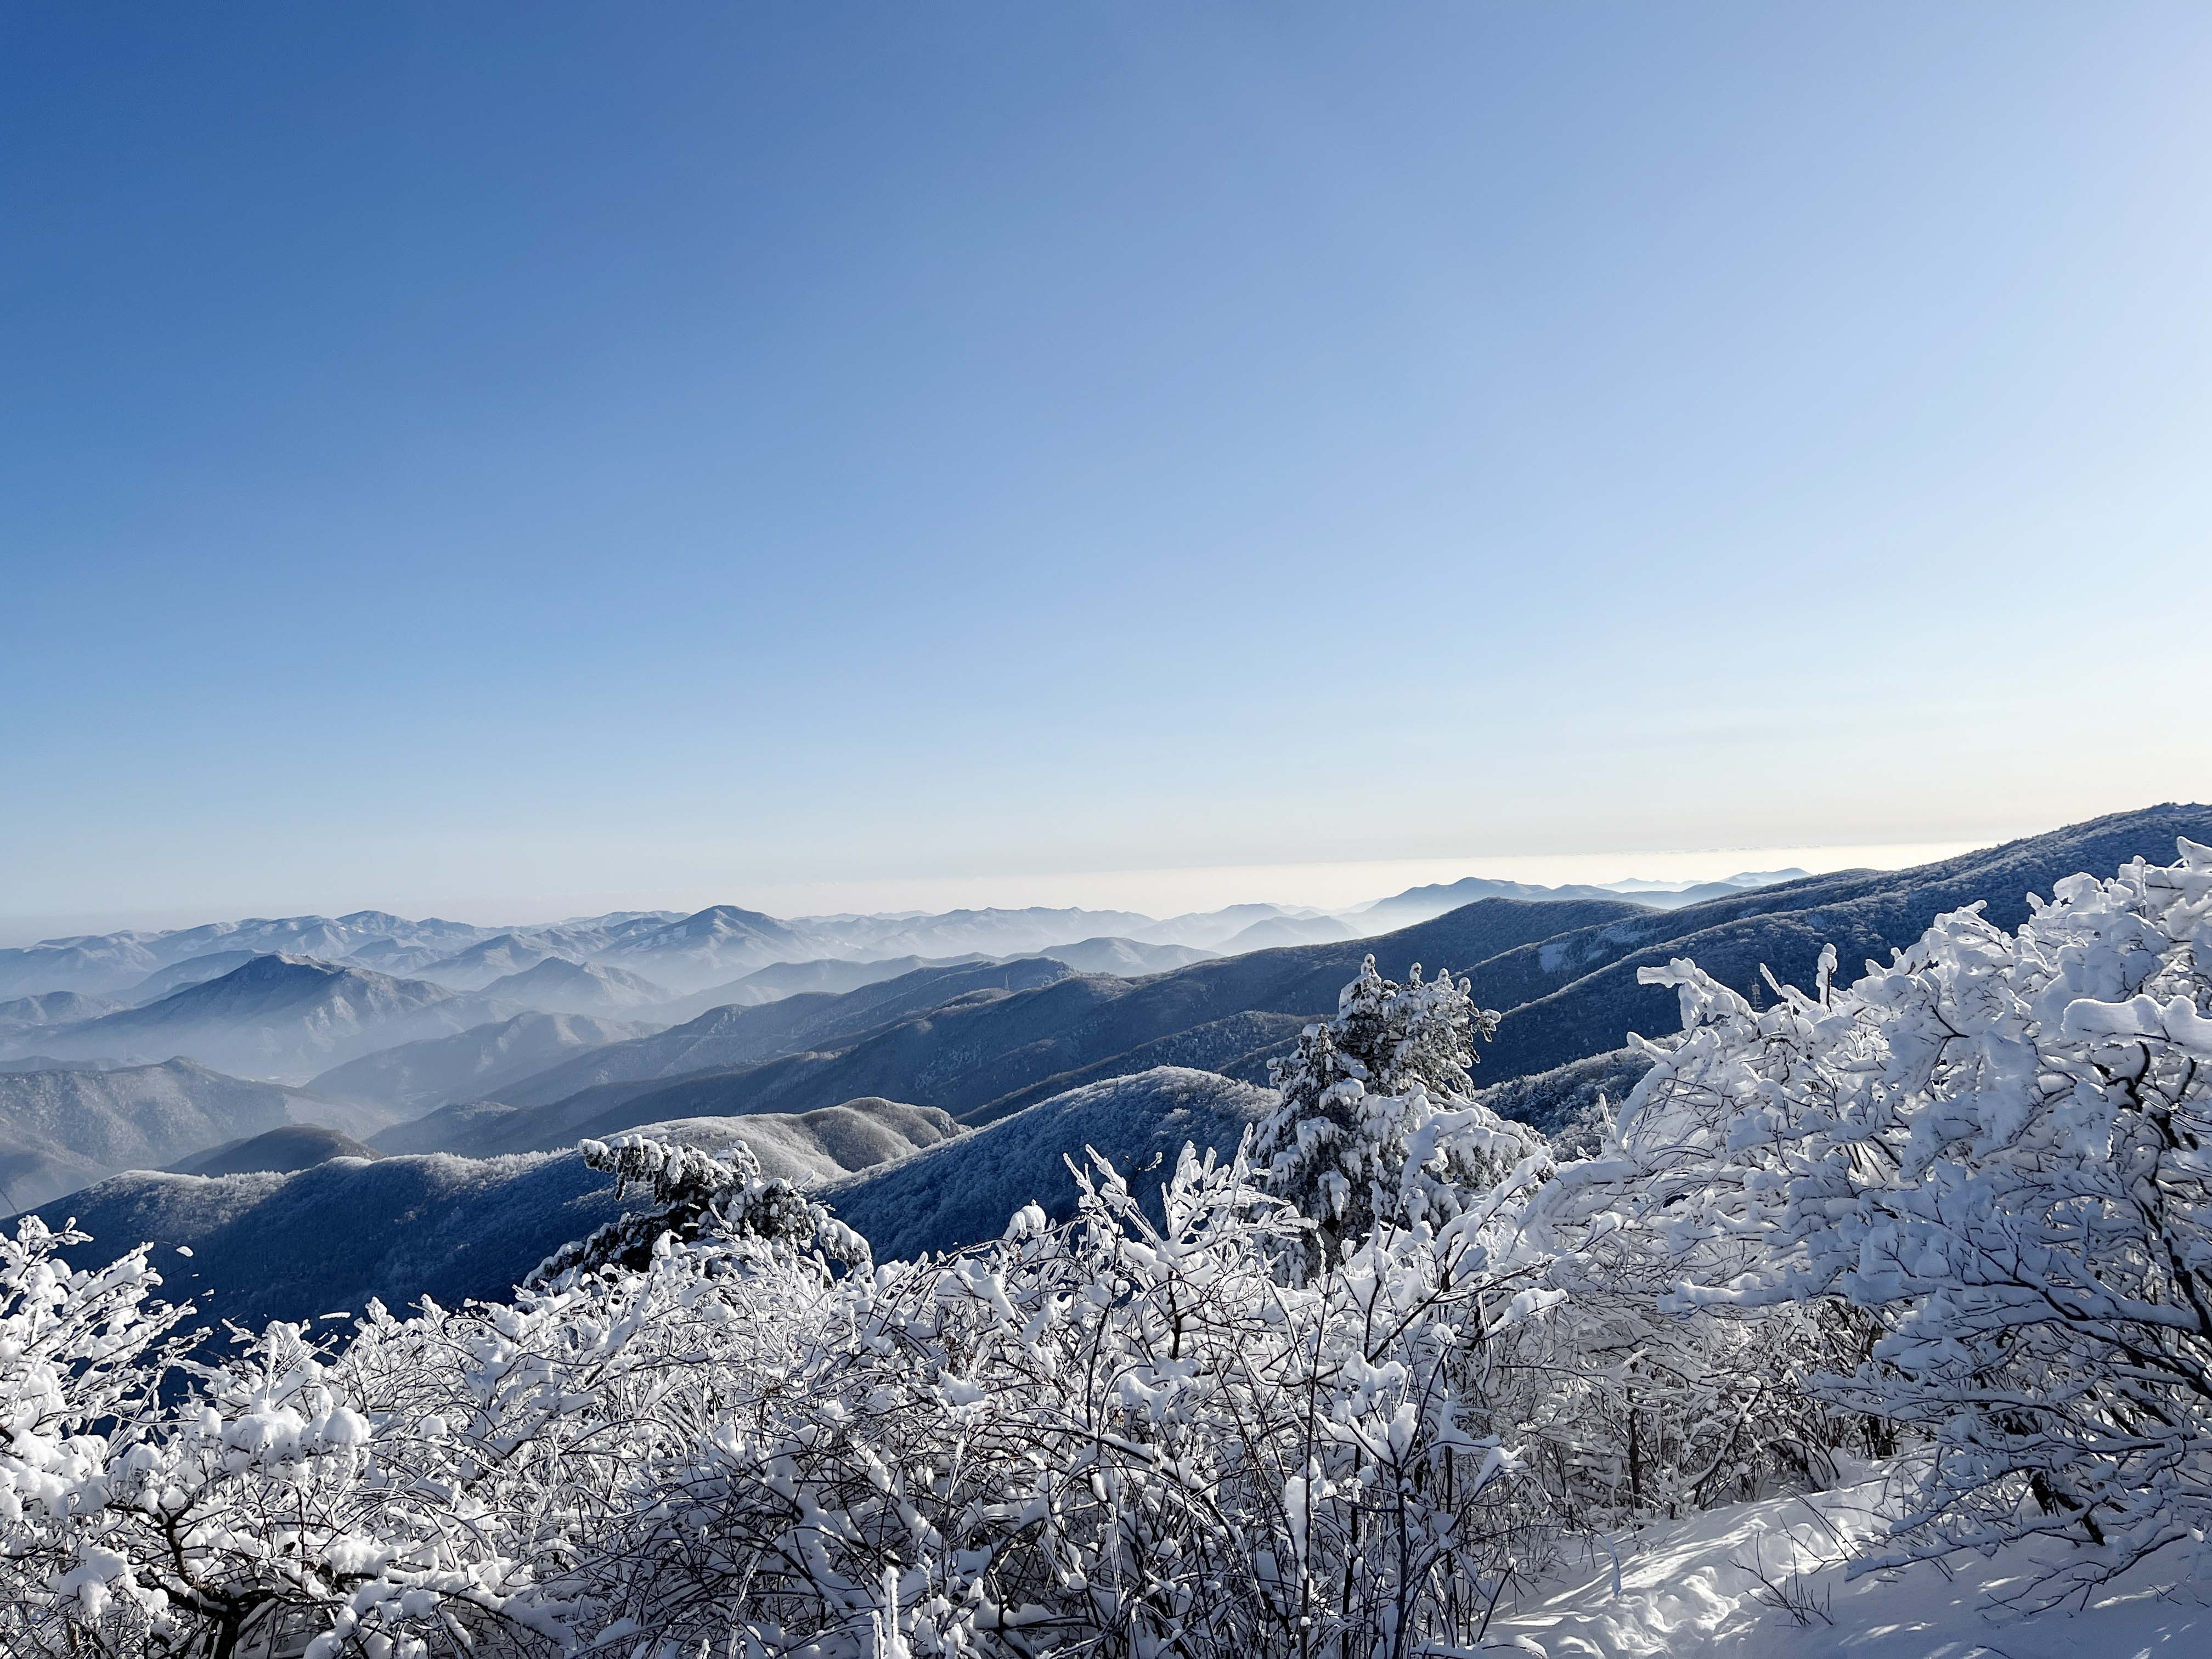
left=0, top=833, right=2001, bottom=947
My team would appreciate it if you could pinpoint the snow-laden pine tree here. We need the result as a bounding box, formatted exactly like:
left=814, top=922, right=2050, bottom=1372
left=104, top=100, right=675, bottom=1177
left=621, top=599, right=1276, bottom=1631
left=527, top=1132, right=869, bottom=1286
left=1251, top=955, right=1539, bottom=1260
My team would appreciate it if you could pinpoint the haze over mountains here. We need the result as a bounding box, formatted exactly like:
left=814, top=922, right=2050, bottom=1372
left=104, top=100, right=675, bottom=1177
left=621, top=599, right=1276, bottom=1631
left=476, top=957, right=672, bottom=1015
left=307, top=1012, right=661, bottom=1116
left=12, top=809, right=2209, bottom=1328
left=0, top=1058, right=385, bottom=1213
left=0, top=871, right=1814, bottom=1119
left=12, top=955, right=523, bottom=1083
left=0, top=804, right=2203, bottom=1344
left=0, top=867, right=1808, bottom=1002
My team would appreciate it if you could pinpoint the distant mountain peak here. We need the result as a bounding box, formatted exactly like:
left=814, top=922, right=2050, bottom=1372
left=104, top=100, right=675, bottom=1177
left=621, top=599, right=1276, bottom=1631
left=681, top=905, right=790, bottom=930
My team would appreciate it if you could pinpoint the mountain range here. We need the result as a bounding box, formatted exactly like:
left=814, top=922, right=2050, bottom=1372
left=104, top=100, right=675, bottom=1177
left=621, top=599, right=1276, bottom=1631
left=0, top=1058, right=387, bottom=1213
left=9, top=805, right=2209, bottom=1340
left=0, top=873, right=1810, bottom=1005
left=1, top=955, right=524, bottom=1083
left=431, top=897, right=1646, bottom=1148
left=358, top=805, right=2212, bottom=1172
left=370, top=956, right=1081, bottom=1155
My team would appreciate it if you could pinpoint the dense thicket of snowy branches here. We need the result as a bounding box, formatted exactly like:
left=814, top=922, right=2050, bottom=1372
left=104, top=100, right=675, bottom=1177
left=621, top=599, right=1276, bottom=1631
left=3, top=841, right=2207, bottom=1654
left=1551, top=839, right=2212, bottom=1604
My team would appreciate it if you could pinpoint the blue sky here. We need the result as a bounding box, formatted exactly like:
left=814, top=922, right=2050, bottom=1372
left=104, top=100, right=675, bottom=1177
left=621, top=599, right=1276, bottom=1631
left=4, top=3, right=2208, bottom=932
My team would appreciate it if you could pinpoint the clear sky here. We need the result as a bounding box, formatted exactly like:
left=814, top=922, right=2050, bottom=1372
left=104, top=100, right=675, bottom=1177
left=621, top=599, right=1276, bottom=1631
left=4, top=3, right=2209, bottom=935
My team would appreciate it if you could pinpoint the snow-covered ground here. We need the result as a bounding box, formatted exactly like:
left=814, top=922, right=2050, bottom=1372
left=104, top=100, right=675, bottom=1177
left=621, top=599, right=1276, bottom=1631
left=1492, top=1468, right=2211, bottom=1658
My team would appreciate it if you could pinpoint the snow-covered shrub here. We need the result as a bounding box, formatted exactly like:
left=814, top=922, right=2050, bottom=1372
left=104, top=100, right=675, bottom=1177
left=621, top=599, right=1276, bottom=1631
left=1254, top=956, right=1541, bottom=1260
left=1521, top=951, right=1883, bottom=1528
left=0, top=1121, right=1567, bottom=1657
left=577, top=1139, right=1564, bottom=1657
left=12, top=1220, right=848, bottom=1658
left=0, top=1218, right=188, bottom=1651
left=1576, top=840, right=2212, bottom=1602
left=528, top=1132, right=870, bottom=1285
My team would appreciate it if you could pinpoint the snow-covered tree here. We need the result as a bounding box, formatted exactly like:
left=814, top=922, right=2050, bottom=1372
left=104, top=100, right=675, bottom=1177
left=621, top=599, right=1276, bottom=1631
left=1253, top=956, right=1538, bottom=1260
left=527, top=1132, right=869, bottom=1286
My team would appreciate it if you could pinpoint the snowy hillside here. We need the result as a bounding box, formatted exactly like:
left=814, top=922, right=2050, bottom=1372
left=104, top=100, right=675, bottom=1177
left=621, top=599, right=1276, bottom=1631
left=0, top=1057, right=386, bottom=1211
left=0, top=990, right=124, bottom=1040
left=33, top=1096, right=957, bottom=1329
left=823, top=1065, right=1275, bottom=1260
left=1472, top=800, right=2212, bottom=1082
left=1485, top=1468, right=2212, bottom=1656
left=7, top=822, right=2212, bottom=1658
left=117, top=950, right=264, bottom=1004
left=610, top=1097, right=958, bottom=1181
left=173, top=1124, right=384, bottom=1176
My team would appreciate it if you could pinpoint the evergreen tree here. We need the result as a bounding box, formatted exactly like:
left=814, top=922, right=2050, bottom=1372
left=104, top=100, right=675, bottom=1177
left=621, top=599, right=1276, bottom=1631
left=1251, top=955, right=1538, bottom=1259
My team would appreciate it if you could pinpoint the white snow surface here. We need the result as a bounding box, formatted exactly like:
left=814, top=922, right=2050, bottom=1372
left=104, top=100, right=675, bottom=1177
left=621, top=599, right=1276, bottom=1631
left=1489, top=1468, right=2210, bottom=1657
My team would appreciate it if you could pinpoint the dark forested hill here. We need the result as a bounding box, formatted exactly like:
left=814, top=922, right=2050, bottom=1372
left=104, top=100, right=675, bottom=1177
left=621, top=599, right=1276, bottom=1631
left=1469, top=803, right=2212, bottom=1081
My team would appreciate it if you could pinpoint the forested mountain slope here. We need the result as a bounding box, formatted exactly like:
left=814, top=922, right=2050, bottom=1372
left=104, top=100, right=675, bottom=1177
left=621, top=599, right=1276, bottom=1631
left=477, top=956, right=1078, bottom=1115
left=1468, top=803, right=2212, bottom=1080
left=0, top=1058, right=386, bottom=1211
left=506, top=896, right=1645, bottom=1135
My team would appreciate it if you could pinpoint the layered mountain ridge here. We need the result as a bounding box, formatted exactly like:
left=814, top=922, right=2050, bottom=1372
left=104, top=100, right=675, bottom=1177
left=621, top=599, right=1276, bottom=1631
left=7, top=805, right=2207, bottom=1350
